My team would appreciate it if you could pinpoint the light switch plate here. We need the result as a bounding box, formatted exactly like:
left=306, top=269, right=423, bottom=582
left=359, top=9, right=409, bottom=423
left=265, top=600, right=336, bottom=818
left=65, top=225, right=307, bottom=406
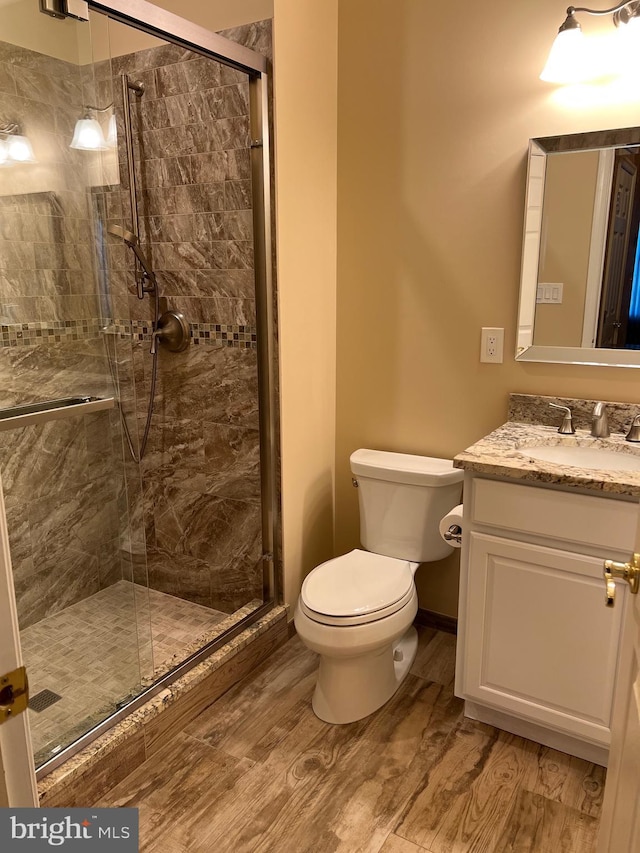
left=536, top=282, right=563, bottom=304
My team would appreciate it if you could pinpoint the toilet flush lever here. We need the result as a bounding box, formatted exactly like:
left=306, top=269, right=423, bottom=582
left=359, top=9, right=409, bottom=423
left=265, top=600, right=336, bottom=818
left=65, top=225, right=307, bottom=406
left=603, top=553, right=640, bottom=606
left=444, top=524, right=462, bottom=545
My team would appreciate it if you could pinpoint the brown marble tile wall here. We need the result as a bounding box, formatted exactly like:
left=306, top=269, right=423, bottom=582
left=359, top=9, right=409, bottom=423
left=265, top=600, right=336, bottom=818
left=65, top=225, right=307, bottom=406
left=103, top=22, right=273, bottom=614
left=0, top=41, right=126, bottom=339
left=0, top=411, right=123, bottom=629
left=0, top=41, right=134, bottom=627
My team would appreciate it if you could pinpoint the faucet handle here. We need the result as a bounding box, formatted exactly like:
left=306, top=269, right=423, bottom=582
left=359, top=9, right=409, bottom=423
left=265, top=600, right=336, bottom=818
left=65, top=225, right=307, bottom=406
left=549, top=403, right=575, bottom=435
left=626, top=414, right=640, bottom=443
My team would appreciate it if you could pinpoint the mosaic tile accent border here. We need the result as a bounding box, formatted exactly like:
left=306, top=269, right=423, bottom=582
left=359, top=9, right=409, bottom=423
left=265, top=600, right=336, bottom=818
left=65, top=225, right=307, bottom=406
left=191, top=324, right=256, bottom=348
left=1, top=320, right=102, bottom=347
left=0, top=319, right=257, bottom=349
left=124, top=320, right=257, bottom=349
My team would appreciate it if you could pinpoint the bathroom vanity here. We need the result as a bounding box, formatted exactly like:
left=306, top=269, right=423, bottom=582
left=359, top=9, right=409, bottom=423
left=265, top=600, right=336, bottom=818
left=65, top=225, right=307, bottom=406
left=454, top=394, right=640, bottom=766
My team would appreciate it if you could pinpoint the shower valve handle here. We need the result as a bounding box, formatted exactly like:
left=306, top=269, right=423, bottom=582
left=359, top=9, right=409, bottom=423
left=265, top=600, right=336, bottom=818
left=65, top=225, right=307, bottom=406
left=150, top=327, right=161, bottom=355
left=150, top=310, right=190, bottom=355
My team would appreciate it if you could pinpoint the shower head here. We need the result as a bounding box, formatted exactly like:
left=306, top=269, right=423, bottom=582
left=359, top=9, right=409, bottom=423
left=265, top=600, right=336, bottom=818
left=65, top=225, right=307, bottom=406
left=107, top=223, right=138, bottom=248
left=107, top=223, right=157, bottom=297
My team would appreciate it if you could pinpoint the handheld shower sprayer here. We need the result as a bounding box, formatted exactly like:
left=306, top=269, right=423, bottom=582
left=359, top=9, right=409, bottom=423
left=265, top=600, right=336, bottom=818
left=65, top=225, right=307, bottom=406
left=107, top=224, right=157, bottom=299
left=106, top=223, right=190, bottom=355
left=103, top=73, right=188, bottom=465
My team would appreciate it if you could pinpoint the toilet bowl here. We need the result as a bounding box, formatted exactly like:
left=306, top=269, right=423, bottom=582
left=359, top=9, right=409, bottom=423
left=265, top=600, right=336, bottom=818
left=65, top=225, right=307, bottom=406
left=295, top=449, right=464, bottom=725
left=295, top=549, right=419, bottom=724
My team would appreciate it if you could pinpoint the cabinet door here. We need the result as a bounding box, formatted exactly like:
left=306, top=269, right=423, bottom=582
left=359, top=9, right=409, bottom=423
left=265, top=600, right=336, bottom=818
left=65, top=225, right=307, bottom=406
left=462, top=532, right=626, bottom=747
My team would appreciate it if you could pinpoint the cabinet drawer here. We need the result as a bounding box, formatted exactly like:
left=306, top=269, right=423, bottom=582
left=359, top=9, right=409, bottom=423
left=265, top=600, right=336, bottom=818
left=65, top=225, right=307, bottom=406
left=471, top=478, right=637, bottom=553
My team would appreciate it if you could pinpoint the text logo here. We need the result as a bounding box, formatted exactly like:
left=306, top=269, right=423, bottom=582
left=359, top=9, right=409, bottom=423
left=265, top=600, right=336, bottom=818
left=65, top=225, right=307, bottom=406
left=0, top=809, right=138, bottom=851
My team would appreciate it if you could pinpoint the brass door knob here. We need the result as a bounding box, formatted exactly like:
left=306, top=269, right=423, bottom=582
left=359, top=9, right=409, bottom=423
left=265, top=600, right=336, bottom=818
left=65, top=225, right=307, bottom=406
left=603, top=554, right=640, bottom=607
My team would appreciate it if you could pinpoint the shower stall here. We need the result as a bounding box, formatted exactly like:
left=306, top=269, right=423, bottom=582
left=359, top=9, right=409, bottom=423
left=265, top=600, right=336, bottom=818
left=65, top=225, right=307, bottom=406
left=0, top=0, right=278, bottom=778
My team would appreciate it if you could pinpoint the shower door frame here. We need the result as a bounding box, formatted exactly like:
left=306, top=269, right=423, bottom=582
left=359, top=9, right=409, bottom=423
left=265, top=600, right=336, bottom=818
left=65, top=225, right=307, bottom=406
left=20, top=0, right=280, bottom=781
left=86, top=0, right=279, bottom=606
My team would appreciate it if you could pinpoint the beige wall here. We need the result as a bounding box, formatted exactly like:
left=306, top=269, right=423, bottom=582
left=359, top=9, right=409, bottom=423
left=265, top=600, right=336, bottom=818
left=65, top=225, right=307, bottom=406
left=335, top=0, right=640, bottom=617
left=0, top=0, right=80, bottom=62
left=535, top=150, right=599, bottom=347
left=271, top=0, right=339, bottom=607
left=150, top=0, right=272, bottom=32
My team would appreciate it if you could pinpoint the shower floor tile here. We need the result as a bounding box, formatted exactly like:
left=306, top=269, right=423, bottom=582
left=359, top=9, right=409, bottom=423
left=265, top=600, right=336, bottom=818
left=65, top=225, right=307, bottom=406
left=21, top=581, right=227, bottom=768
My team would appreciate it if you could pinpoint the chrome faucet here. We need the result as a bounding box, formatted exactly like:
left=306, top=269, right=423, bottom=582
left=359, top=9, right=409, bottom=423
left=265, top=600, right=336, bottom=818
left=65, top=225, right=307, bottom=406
left=591, top=402, right=610, bottom=438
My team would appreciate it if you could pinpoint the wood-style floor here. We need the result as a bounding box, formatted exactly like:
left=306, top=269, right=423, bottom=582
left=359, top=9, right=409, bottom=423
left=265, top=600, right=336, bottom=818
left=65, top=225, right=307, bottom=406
left=98, top=628, right=605, bottom=852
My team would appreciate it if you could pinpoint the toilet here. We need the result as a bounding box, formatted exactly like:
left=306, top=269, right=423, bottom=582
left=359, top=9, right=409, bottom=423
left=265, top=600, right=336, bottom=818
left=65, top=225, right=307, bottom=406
left=294, top=448, right=464, bottom=724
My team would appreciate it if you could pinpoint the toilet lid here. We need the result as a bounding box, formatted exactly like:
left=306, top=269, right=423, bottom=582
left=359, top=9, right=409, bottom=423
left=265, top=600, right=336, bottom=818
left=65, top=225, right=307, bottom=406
left=300, top=549, right=414, bottom=618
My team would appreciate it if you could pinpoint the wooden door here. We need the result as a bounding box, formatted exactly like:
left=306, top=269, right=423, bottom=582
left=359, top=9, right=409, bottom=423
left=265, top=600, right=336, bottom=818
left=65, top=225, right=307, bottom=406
left=597, top=510, right=640, bottom=850
left=597, top=152, right=637, bottom=347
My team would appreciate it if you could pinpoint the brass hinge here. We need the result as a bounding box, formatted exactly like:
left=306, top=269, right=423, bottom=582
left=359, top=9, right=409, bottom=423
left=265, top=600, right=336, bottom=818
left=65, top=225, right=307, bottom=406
left=0, top=666, right=29, bottom=724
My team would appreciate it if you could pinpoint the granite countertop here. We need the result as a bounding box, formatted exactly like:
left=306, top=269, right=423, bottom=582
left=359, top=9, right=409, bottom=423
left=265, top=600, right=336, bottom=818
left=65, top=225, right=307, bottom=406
left=453, top=394, right=640, bottom=498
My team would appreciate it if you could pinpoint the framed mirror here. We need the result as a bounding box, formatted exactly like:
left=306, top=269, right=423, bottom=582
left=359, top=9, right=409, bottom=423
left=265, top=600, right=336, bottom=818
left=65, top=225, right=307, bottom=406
left=516, top=126, right=640, bottom=367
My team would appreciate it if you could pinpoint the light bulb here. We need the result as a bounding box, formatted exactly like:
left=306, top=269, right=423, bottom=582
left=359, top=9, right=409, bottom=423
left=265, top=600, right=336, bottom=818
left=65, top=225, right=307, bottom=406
left=70, top=117, right=108, bottom=151
left=7, top=134, right=36, bottom=163
left=620, top=14, right=640, bottom=44
left=540, top=27, right=591, bottom=84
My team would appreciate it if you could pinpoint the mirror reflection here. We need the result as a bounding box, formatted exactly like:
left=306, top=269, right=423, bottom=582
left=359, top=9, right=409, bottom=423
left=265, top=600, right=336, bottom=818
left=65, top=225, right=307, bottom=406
left=516, top=126, right=640, bottom=367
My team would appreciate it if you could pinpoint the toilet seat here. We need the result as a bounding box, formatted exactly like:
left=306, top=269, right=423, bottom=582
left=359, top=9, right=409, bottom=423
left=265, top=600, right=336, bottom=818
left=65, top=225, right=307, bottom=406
left=300, top=549, right=415, bottom=627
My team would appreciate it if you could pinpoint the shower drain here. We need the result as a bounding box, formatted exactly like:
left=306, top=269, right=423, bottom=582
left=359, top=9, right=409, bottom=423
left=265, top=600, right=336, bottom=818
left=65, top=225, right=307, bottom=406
left=28, top=689, right=62, bottom=713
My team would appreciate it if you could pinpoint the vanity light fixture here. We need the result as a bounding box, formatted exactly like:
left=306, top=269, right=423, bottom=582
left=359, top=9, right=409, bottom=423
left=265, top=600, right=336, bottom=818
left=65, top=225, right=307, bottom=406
left=541, top=0, right=640, bottom=83
left=0, top=121, right=37, bottom=165
left=70, top=103, right=116, bottom=151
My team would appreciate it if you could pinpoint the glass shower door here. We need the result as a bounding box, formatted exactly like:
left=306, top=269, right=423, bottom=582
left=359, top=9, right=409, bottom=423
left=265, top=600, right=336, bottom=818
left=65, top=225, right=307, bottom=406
left=0, top=0, right=276, bottom=776
left=0, top=0, right=153, bottom=769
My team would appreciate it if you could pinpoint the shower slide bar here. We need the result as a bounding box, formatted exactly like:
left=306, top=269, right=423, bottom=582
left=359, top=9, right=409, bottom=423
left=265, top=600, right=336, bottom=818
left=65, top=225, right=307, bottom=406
left=0, top=396, right=114, bottom=431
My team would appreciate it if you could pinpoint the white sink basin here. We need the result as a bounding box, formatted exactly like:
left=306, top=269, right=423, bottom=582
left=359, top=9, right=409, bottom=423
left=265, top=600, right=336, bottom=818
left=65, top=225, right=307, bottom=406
left=520, top=445, right=640, bottom=472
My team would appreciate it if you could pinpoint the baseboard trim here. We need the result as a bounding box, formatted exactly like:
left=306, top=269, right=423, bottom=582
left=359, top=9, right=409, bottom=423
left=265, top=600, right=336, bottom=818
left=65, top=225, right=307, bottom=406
left=415, top=608, right=457, bottom=635
left=464, top=700, right=608, bottom=767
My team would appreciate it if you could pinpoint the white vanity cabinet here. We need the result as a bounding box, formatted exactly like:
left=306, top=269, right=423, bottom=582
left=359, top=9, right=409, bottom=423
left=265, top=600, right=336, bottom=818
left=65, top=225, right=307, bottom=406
left=455, top=475, right=638, bottom=766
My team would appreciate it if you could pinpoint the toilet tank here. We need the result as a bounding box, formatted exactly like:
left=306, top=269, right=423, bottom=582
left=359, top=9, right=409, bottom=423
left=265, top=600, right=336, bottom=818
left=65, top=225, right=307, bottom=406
left=350, top=449, right=463, bottom=563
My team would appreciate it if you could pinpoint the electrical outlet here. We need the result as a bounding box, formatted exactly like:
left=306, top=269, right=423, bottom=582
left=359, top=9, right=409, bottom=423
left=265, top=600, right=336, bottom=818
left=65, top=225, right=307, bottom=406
left=480, top=327, right=504, bottom=363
